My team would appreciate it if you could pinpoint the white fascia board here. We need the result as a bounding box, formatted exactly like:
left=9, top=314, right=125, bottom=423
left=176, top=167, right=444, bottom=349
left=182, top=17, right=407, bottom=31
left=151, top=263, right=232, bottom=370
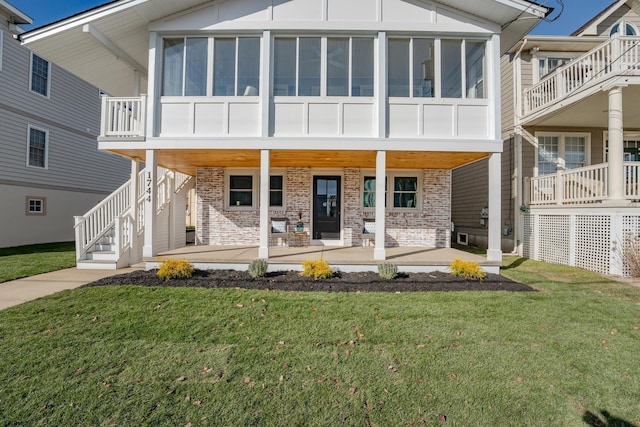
left=0, top=0, right=32, bottom=25
left=498, top=0, right=548, bottom=19
left=21, top=0, right=148, bottom=45
left=99, top=138, right=505, bottom=153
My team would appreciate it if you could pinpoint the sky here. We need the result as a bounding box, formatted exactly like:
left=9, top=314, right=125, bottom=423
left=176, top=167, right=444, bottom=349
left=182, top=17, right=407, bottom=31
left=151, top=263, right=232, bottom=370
left=8, top=0, right=618, bottom=35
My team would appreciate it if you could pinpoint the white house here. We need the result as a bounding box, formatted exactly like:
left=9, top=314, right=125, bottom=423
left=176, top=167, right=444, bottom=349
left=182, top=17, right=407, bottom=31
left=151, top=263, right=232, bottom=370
left=0, top=0, right=130, bottom=248
left=452, top=0, right=640, bottom=276
left=20, top=0, right=548, bottom=270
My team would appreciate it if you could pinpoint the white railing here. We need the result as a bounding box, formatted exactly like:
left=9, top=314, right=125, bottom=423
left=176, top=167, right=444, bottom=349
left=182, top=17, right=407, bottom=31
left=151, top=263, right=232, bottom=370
left=74, top=179, right=131, bottom=261
left=524, top=36, right=640, bottom=114
left=529, top=162, right=640, bottom=205
left=101, top=96, right=146, bottom=138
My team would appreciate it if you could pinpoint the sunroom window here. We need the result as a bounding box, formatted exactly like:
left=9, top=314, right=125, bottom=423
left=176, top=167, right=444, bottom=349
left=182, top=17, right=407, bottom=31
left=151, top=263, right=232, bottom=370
left=388, top=38, right=485, bottom=99
left=274, top=36, right=374, bottom=97
left=214, top=37, right=260, bottom=96
left=162, top=37, right=208, bottom=96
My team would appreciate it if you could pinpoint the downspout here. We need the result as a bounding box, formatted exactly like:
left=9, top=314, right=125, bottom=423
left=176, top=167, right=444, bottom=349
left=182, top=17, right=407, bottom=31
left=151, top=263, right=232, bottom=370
left=511, top=39, right=528, bottom=255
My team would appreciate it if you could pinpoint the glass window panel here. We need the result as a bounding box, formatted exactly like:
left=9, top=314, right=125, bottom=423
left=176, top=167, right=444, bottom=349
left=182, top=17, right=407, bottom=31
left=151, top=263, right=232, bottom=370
left=230, top=175, right=253, bottom=206
left=363, top=176, right=376, bottom=208
left=565, top=136, right=586, bottom=169
left=237, top=38, right=260, bottom=96
left=327, top=38, right=349, bottom=96
left=388, top=39, right=410, bottom=97
left=413, top=38, right=434, bottom=98
left=466, top=41, right=485, bottom=99
left=162, top=38, right=184, bottom=96
left=538, top=136, right=559, bottom=175
left=627, top=23, right=637, bottom=35
left=185, top=38, right=208, bottom=96
left=441, top=40, right=462, bottom=98
left=352, top=38, right=374, bottom=97
left=28, top=128, right=46, bottom=168
left=269, top=175, right=283, bottom=207
left=393, top=177, right=417, bottom=208
left=214, top=38, right=236, bottom=96
left=230, top=175, right=252, bottom=189
left=31, top=55, right=49, bottom=96
left=274, top=38, right=296, bottom=96
left=299, top=37, right=321, bottom=96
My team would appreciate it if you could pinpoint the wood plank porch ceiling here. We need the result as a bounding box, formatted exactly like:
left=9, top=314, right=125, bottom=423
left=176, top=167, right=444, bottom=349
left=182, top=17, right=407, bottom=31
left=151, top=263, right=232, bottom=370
left=109, top=149, right=488, bottom=176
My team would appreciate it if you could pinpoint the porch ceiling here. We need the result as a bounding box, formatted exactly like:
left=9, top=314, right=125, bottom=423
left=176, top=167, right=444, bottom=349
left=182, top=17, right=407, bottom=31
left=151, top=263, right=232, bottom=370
left=523, top=84, right=640, bottom=128
left=108, top=148, right=489, bottom=175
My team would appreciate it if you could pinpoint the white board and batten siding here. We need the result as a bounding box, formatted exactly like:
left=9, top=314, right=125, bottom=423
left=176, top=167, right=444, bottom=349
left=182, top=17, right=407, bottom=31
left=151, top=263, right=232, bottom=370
left=152, top=0, right=497, bottom=142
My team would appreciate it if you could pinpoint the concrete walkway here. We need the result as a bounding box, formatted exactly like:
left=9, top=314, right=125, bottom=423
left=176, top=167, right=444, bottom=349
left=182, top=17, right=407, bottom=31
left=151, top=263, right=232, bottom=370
left=0, top=267, right=141, bottom=310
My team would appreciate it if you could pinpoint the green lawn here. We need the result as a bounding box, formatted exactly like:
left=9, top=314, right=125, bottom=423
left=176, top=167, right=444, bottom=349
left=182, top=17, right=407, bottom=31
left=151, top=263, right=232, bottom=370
left=0, top=242, right=76, bottom=283
left=0, top=257, right=638, bottom=426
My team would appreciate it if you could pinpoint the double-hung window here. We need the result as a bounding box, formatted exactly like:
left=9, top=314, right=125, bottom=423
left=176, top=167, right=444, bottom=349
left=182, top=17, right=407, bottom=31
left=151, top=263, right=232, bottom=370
left=362, top=174, right=418, bottom=210
left=27, top=126, right=48, bottom=169
left=274, top=36, right=374, bottom=97
left=536, top=133, right=589, bottom=175
left=270, top=175, right=284, bottom=207
left=30, top=53, right=50, bottom=97
left=229, top=175, right=254, bottom=207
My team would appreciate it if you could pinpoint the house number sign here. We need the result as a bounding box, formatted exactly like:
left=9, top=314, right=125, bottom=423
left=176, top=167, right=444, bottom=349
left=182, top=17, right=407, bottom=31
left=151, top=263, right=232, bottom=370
left=146, top=171, right=152, bottom=202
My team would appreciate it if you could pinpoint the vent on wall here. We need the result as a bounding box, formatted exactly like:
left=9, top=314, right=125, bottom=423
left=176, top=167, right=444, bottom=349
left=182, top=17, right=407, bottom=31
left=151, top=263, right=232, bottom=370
left=457, top=232, right=469, bottom=246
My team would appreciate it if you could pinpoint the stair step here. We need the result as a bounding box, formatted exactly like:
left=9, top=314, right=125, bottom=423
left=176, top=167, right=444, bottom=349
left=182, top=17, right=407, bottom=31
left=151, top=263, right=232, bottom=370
left=77, top=260, right=118, bottom=270
left=86, top=251, right=117, bottom=261
left=93, top=244, right=114, bottom=251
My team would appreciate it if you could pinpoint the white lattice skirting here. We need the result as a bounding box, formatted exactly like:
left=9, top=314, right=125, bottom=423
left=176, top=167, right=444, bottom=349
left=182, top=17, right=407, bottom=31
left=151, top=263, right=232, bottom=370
left=523, top=211, right=640, bottom=276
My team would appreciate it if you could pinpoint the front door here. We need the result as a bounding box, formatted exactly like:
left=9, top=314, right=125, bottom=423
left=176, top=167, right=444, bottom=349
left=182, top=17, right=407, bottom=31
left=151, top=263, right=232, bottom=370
left=313, top=176, right=341, bottom=240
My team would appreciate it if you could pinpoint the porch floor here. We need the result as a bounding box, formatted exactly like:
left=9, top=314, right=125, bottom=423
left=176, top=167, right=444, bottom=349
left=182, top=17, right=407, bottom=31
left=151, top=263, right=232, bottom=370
left=147, top=245, right=499, bottom=274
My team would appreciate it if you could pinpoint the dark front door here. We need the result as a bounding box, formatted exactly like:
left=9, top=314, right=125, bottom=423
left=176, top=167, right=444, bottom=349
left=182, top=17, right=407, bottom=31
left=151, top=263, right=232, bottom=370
left=313, top=176, right=341, bottom=240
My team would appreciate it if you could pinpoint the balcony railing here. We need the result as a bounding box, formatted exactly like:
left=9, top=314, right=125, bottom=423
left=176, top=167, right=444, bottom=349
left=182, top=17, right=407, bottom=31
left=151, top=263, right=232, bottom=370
left=524, top=36, right=640, bottom=115
left=529, top=162, right=640, bottom=205
left=101, top=96, right=146, bottom=138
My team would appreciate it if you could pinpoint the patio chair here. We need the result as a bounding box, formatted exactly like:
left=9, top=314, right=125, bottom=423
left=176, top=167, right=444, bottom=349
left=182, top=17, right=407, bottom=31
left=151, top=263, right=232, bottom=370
left=362, top=218, right=375, bottom=247
left=270, top=217, right=289, bottom=246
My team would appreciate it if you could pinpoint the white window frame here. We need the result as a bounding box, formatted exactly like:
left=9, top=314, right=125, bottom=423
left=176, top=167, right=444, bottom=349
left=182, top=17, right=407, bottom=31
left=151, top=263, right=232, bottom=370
left=269, top=170, right=286, bottom=211
left=532, top=52, right=581, bottom=83
left=29, top=53, right=51, bottom=98
left=26, top=125, right=49, bottom=170
left=534, top=132, right=591, bottom=176
left=25, top=197, right=46, bottom=216
left=361, top=170, right=421, bottom=212
left=225, top=169, right=258, bottom=210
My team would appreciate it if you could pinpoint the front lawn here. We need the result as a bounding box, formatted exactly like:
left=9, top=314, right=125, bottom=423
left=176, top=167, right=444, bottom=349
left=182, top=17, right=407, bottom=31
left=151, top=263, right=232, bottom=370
left=0, top=257, right=638, bottom=426
left=0, top=242, right=76, bottom=283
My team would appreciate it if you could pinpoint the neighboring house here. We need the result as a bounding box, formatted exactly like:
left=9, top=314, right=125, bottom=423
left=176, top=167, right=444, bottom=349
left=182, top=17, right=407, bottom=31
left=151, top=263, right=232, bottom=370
left=20, top=0, right=548, bottom=269
left=452, top=0, right=640, bottom=276
left=0, top=0, right=130, bottom=248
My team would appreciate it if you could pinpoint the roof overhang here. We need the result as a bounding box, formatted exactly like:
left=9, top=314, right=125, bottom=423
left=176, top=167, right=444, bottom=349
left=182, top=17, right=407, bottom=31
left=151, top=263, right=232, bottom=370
left=0, top=0, right=32, bottom=25
left=509, top=35, right=607, bottom=54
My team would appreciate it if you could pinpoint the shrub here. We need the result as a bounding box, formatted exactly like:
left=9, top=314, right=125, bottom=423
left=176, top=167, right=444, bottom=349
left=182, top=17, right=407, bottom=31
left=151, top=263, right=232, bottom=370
left=449, top=258, right=486, bottom=280
left=624, top=235, right=640, bottom=277
left=378, top=263, right=398, bottom=280
left=248, top=259, right=269, bottom=278
left=301, top=258, right=334, bottom=280
left=157, top=258, right=195, bottom=280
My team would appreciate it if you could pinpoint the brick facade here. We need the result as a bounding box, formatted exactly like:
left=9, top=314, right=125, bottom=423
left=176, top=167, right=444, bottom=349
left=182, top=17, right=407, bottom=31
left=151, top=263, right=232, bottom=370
left=196, top=167, right=451, bottom=248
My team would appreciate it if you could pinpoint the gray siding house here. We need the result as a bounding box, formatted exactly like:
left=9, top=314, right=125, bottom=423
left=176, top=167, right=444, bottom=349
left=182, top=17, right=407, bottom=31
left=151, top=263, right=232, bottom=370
left=0, top=1, right=130, bottom=248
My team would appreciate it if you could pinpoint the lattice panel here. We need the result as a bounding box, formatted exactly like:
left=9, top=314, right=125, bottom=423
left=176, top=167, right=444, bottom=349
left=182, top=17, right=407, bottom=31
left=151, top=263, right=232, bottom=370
left=522, top=214, right=535, bottom=259
left=622, top=215, right=640, bottom=276
left=537, top=215, right=570, bottom=265
left=575, top=215, right=610, bottom=275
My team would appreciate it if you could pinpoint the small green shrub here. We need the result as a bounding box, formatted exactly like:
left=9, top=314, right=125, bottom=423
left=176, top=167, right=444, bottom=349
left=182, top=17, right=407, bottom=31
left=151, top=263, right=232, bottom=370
left=378, top=263, right=398, bottom=280
left=449, top=258, right=486, bottom=280
left=248, top=259, right=269, bottom=278
left=301, top=258, right=334, bottom=280
left=157, top=258, right=195, bottom=280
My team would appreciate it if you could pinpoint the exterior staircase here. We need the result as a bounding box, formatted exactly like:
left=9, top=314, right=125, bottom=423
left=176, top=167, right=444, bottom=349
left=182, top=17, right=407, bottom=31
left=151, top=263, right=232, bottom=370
left=75, top=167, right=193, bottom=269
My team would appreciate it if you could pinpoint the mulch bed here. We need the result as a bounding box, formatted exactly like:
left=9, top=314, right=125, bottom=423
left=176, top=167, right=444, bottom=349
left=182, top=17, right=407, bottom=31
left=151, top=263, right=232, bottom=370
left=84, top=269, right=535, bottom=293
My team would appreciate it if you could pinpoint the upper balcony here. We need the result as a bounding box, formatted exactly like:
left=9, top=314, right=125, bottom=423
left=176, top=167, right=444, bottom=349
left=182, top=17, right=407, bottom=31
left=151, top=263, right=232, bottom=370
left=523, top=36, right=640, bottom=124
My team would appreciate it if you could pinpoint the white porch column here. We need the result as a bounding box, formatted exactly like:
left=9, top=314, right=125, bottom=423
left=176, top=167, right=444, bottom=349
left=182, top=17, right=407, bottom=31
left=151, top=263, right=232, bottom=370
left=143, top=150, right=158, bottom=258
left=259, top=149, right=270, bottom=259
left=374, top=150, right=386, bottom=260
left=129, top=160, right=140, bottom=264
left=608, top=86, right=625, bottom=201
left=487, top=153, right=502, bottom=262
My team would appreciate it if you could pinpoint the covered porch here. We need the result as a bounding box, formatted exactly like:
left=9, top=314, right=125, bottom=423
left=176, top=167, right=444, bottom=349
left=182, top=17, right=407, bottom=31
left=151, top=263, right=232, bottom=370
left=147, top=245, right=500, bottom=274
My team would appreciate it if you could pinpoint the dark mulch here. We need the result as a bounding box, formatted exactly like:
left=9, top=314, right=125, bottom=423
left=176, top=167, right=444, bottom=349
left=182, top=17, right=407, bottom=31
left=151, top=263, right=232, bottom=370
left=84, top=269, right=535, bottom=293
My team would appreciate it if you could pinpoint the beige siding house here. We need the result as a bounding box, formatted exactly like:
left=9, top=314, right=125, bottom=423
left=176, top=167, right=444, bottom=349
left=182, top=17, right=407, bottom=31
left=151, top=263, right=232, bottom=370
left=452, top=0, right=640, bottom=276
left=21, top=0, right=548, bottom=271
left=0, top=1, right=130, bottom=248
